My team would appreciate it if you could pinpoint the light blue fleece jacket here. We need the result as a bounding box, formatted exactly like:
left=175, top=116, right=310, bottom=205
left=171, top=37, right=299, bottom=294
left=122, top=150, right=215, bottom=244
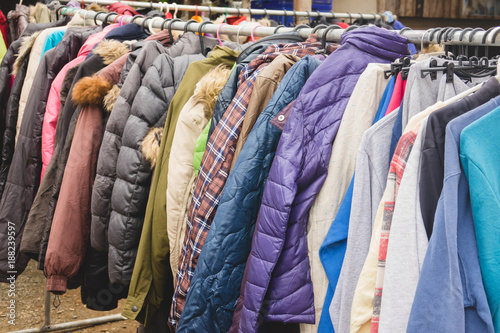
left=461, top=102, right=500, bottom=333
left=407, top=97, right=500, bottom=333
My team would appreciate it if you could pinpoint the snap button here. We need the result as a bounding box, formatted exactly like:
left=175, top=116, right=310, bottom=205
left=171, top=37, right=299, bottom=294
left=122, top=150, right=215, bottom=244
left=278, top=115, right=285, bottom=121
left=132, top=305, right=138, bottom=312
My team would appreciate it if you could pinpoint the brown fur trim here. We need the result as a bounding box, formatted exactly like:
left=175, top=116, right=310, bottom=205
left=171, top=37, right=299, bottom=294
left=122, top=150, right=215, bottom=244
left=13, top=30, right=41, bottom=75
left=86, top=3, right=108, bottom=12
left=192, top=64, right=231, bottom=119
left=141, top=127, right=163, bottom=169
left=103, top=85, right=120, bottom=112
left=415, top=44, right=445, bottom=60
left=60, top=65, right=80, bottom=106
left=71, top=75, right=112, bottom=107
left=93, top=39, right=130, bottom=65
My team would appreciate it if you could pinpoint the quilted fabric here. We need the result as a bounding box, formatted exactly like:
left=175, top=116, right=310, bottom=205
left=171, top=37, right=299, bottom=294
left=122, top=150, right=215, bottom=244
left=107, top=53, right=203, bottom=285
left=177, top=55, right=322, bottom=333
left=240, top=27, right=410, bottom=332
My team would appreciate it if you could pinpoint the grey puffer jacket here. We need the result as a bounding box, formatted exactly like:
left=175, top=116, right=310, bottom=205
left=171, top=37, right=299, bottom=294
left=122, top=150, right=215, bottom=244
left=91, top=32, right=219, bottom=257
left=107, top=52, right=204, bottom=285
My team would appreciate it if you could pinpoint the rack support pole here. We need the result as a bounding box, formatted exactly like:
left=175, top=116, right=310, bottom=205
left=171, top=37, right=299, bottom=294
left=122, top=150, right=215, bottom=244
left=9, top=314, right=126, bottom=333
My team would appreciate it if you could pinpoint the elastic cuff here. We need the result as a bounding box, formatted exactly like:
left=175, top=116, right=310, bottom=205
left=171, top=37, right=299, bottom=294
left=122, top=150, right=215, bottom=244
left=47, top=275, right=68, bottom=294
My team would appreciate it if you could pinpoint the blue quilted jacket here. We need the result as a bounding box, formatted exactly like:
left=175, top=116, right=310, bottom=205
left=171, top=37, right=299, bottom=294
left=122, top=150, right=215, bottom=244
left=177, top=55, right=322, bottom=333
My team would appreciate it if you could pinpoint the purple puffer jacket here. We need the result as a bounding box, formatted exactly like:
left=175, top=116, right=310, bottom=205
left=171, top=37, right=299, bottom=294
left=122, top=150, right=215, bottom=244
left=239, top=26, right=410, bottom=332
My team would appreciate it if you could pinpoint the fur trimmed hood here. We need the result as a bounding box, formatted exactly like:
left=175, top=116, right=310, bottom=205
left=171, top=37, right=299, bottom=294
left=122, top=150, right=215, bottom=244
left=13, top=30, right=42, bottom=76
left=94, top=39, right=130, bottom=65
left=29, top=3, right=50, bottom=23
left=103, top=85, right=120, bottom=112
left=142, top=127, right=163, bottom=169
left=192, top=64, right=232, bottom=119
left=71, top=40, right=129, bottom=108
left=71, top=75, right=112, bottom=107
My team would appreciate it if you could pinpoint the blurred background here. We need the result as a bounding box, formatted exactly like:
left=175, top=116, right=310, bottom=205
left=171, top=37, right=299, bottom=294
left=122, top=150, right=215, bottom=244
left=1, top=0, right=499, bottom=30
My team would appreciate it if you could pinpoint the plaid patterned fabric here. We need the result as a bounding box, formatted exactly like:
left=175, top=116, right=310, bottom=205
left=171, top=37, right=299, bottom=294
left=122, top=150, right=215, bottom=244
left=371, top=126, right=419, bottom=333
left=168, top=35, right=338, bottom=329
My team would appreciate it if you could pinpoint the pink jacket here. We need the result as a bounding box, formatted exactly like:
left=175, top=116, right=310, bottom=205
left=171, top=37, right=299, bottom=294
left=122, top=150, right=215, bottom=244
left=41, top=24, right=118, bottom=180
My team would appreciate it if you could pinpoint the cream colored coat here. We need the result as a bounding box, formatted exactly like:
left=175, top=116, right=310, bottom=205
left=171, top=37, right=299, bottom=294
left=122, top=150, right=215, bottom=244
left=302, top=64, right=390, bottom=333
left=166, top=65, right=231, bottom=279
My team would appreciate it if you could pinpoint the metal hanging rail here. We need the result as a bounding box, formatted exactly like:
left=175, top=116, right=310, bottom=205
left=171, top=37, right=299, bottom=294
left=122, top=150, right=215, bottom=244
left=16, top=6, right=500, bottom=333
left=60, top=0, right=386, bottom=21
left=61, top=9, right=500, bottom=46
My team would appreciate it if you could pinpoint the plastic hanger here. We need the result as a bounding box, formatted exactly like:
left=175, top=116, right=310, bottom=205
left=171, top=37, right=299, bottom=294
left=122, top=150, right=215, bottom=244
left=149, top=17, right=164, bottom=34
left=250, top=25, right=262, bottom=42
left=168, top=18, right=182, bottom=44
left=217, top=23, right=227, bottom=47
left=172, top=3, right=178, bottom=19
left=236, top=21, right=247, bottom=45
left=198, top=21, right=213, bottom=56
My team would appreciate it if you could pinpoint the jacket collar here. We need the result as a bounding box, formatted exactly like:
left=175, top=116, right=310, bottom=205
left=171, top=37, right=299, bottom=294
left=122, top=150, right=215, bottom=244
left=340, top=26, right=410, bottom=61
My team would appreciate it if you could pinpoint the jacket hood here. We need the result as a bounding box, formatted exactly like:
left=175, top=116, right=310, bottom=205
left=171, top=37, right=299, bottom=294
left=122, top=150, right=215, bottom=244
left=340, top=26, right=410, bottom=61
left=71, top=41, right=129, bottom=108
left=103, top=85, right=120, bottom=112
left=7, top=4, right=29, bottom=20
left=71, top=75, right=112, bottom=107
left=107, top=3, right=140, bottom=16
left=142, top=127, right=163, bottom=169
left=66, top=4, right=108, bottom=26
left=13, top=30, right=41, bottom=75
left=193, top=64, right=232, bottom=119
left=28, top=3, right=50, bottom=23
left=86, top=3, right=108, bottom=12
left=93, top=39, right=130, bottom=65
left=59, top=64, right=80, bottom=106
left=236, top=32, right=304, bottom=64
left=102, top=22, right=149, bottom=43
left=145, top=29, right=172, bottom=46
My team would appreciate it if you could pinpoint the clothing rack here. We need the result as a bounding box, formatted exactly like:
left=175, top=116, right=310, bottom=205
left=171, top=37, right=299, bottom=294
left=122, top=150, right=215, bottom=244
left=59, top=0, right=386, bottom=21
left=62, top=9, right=500, bottom=46
left=8, top=4, right=500, bottom=332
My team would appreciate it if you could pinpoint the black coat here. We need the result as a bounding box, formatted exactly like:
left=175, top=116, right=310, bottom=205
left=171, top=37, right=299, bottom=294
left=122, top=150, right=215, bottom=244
left=0, top=24, right=99, bottom=282
left=0, top=18, right=70, bottom=198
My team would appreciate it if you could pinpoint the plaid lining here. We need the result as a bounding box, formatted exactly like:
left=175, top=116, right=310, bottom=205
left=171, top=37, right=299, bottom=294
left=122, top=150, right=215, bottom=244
left=371, top=126, right=419, bottom=333
left=168, top=35, right=338, bottom=329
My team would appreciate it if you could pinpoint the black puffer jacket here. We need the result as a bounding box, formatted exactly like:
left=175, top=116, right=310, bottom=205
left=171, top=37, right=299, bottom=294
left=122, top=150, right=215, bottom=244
left=0, top=32, right=38, bottom=201
left=0, top=37, right=21, bottom=151
left=0, top=18, right=72, bottom=198
left=0, top=25, right=100, bottom=281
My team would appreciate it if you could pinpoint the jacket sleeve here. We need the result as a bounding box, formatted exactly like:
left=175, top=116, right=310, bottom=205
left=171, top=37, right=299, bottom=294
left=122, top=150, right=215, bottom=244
left=44, top=105, right=102, bottom=293
left=240, top=99, right=304, bottom=332
left=41, top=81, right=60, bottom=181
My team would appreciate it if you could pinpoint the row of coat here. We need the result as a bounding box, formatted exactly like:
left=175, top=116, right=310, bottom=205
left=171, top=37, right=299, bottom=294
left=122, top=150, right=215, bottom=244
left=1, top=2, right=497, bottom=333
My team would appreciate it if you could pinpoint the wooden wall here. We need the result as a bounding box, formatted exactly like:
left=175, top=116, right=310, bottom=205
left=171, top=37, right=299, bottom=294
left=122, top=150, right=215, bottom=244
left=378, top=0, right=497, bottom=19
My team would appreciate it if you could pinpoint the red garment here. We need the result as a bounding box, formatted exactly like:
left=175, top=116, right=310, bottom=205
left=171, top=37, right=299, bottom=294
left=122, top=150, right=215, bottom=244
left=0, top=10, right=10, bottom=48
left=107, top=3, right=140, bottom=16
left=337, top=22, right=349, bottom=29
left=385, top=72, right=407, bottom=115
